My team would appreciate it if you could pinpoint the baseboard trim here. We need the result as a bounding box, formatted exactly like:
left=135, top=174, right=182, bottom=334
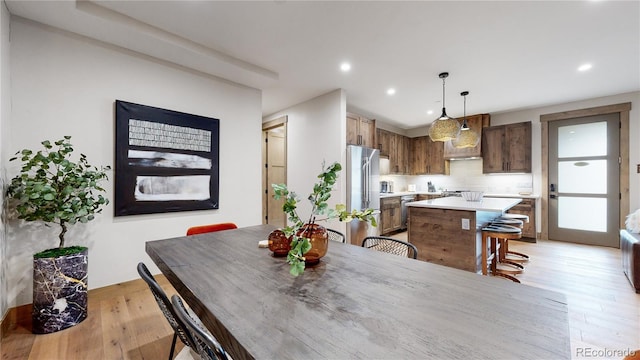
left=1, top=303, right=32, bottom=338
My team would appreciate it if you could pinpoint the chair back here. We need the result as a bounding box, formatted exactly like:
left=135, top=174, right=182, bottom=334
left=326, top=228, right=346, bottom=243
left=186, top=223, right=238, bottom=236
left=362, top=236, right=418, bottom=259
left=137, top=263, right=195, bottom=350
left=171, top=295, right=230, bottom=360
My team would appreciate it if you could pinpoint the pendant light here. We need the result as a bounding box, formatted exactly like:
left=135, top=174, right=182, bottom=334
left=428, top=72, right=460, bottom=142
left=452, top=91, right=480, bottom=148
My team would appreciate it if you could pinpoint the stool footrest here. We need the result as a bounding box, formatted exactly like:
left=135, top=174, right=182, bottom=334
left=499, top=260, right=524, bottom=270
left=495, top=264, right=524, bottom=275
left=506, top=250, right=530, bottom=261
left=493, top=272, right=521, bottom=283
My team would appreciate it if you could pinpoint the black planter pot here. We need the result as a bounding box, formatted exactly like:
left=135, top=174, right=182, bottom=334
left=32, top=247, right=88, bottom=334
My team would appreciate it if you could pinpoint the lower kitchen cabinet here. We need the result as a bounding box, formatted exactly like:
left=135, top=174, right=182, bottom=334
left=506, top=198, right=536, bottom=242
left=416, top=194, right=441, bottom=201
left=380, top=197, right=402, bottom=235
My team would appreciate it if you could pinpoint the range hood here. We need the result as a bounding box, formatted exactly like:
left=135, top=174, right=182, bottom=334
left=442, top=114, right=488, bottom=159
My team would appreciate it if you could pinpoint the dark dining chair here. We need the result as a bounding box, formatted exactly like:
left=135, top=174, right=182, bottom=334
left=186, top=222, right=238, bottom=236
left=326, top=228, right=346, bottom=243
left=362, top=236, right=418, bottom=259
left=137, top=262, right=195, bottom=360
left=171, top=295, right=230, bottom=360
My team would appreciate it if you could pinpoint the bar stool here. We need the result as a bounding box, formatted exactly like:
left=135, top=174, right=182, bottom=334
left=498, top=214, right=530, bottom=263
left=490, top=218, right=525, bottom=275
left=481, top=224, right=522, bottom=283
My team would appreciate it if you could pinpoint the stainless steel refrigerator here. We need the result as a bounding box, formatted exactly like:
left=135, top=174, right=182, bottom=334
left=346, top=145, right=381, bottom=245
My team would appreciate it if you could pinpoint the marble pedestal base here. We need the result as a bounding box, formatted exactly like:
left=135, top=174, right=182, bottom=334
left=32, top=248, right=88, bottom=334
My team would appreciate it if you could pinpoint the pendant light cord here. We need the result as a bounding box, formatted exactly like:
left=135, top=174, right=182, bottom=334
left=463, top=94, right=466, bottom=121
left=442, top=77, right=446, bottom=111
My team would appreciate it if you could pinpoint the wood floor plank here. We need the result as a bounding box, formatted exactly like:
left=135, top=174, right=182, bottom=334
left=100, top=295, right=143, bottom=360
left=0, top=325, right=34, bottom=360
left=125, top=287, right=178, bottom=360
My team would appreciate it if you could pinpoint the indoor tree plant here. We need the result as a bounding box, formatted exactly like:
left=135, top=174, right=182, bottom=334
left=272, top=161, right=376, bottom=276
left=6, top=136, right=110, bottom=333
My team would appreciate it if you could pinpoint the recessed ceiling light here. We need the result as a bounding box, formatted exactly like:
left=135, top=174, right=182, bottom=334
left=340, top=62, right=351, bottom=72
left=578, top=63, right=592, bottom=72
left=387, top=88, right=396, bottom=95
left=427, top=110, right=434, bottom=115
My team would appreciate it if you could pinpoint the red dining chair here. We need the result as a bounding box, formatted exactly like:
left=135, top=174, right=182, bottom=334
left=186, top=222, right=238, bottom=236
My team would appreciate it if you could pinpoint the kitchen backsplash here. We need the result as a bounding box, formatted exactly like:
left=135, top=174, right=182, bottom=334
left=380, top=159, right=534, bottom=194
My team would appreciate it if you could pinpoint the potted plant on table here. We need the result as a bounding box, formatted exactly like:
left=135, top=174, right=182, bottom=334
left=271, top=161, right=376, bottom=276
left=6, top=136, right=110, bottom=334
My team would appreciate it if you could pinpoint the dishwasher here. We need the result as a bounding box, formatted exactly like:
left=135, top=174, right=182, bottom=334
left=400, top=194, right=416, bottom=230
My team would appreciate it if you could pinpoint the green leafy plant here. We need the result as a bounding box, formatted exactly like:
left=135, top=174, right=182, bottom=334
left=6, top=136, right=110, bottom=256
left=272, top=161, right=377, bottom=276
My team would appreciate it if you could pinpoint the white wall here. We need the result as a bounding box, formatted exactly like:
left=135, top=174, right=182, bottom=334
left=4, top=18, right=263, bottom=307
left=264, top=89, right=347, bottom=233
left=0, top=1, right=11, bottom=321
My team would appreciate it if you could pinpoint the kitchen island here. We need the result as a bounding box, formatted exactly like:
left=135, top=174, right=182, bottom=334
left=407, top=196, right=521, bottom=273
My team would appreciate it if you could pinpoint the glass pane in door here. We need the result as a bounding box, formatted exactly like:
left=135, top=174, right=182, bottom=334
left=558, top=197, right=607, bottom=232
left=558, top=122, right=607, bottom=157
left=558, top=160, right=607, bottom=194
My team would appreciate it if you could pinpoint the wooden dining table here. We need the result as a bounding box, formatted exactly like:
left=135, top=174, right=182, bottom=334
left=146, top=224, right=570, bottom=360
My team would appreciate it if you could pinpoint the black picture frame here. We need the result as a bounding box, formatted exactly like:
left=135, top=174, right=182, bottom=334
left=114, top=100, right=220, bottom=216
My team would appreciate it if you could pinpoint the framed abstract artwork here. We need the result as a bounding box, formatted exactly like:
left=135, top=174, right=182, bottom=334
left=114, top=100, right=220, bottom=216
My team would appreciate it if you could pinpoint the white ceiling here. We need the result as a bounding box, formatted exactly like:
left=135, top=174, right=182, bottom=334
left=6, top=0, right=640, bottom=129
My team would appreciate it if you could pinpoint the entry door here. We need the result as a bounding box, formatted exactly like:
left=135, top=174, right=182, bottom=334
left=548, top=113, right=620, bottom=247
left=263, top=124, right=287, bottom=228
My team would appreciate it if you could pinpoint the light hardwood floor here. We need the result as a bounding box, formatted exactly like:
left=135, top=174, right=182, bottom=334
left=1, top=275, right=186, bottom=360
left=2, top=239, right=639, bottom=359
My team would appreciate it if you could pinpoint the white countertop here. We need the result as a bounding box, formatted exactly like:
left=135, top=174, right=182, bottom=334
left=380, top=191, right=441, bottom=198
left=484, top=193, right=539, bottom=199
left=407, top=196, right=522, bottom=212
left=380, top=191, right=539, bottom=199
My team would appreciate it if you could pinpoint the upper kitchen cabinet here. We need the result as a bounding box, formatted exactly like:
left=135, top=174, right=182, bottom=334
left=482, top=121, right=532, bottom=173
left=347, top=112, right=376, bottom=148
left=411, top=136, right=449, bottom=175
left=377, top=128, right=409, bottom=174
left=444, top=113, right=490, bottom=159
left=390, top=132, right=410, bottom=174
left=376, top=128, right=392, bottom=157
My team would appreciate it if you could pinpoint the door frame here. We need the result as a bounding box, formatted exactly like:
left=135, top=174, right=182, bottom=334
left=540, top=102, right=631, bottom=241
left=262, top=116, right=288, bottom=225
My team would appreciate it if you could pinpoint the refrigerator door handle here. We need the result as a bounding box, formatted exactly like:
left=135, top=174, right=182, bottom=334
left=364, top=159, right=371, bottom=208
left=363, top=158, right=370, bottom=207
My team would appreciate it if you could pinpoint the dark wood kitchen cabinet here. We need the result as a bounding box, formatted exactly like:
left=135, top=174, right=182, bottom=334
left=411, top=136, right=449, bottom=175
left=444, top=113, right=490, bottom=159
left=416, top=194, right=441, bottom=201
left=376, top=128, right=392, bottom=157
left=506, top=198, right=536, bottom=241
left=390, top=134, right=410, bottom=174
left=378, top=129, right=409, bottom=174
left=380, top=196, right=402, bottom=235
left=482, top=121, right=531, bottom=173
left=347, top=112, right=376, bottom=147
